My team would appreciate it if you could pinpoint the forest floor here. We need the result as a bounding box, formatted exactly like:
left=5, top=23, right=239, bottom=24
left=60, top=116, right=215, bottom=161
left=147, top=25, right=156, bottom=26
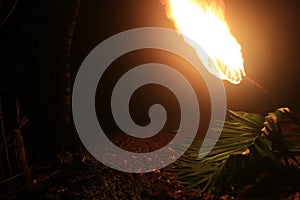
left=2, top=131, right=300, bottom=200
left=36, top=131, right=300, bottom=199
left=37, top=157, right=300, bottom=200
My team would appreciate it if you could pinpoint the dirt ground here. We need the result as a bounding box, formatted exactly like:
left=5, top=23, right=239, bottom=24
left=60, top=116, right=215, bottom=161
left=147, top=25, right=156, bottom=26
left=2, top=131, right=300, bottom=199
left=37, top=131, right=300, bottom=200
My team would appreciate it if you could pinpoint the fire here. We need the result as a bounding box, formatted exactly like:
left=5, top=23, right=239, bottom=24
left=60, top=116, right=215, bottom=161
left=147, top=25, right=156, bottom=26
left=162, top=0, right=246, bottom=84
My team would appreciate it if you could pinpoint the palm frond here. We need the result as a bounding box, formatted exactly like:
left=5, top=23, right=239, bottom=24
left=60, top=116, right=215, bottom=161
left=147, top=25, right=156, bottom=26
left=174, top=107, right=300, bottom=194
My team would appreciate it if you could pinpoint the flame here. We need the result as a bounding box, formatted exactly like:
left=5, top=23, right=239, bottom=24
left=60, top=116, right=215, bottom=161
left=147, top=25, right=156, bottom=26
left=162, top=0, right=246, bottom=84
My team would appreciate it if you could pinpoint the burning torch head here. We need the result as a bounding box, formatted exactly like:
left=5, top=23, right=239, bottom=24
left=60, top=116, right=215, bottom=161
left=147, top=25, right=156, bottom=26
left=162, top=0, right=246, bottom=84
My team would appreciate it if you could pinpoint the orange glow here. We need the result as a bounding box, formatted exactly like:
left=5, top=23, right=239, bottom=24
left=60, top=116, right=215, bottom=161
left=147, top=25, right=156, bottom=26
left=162, top=0, right=246, bottom=84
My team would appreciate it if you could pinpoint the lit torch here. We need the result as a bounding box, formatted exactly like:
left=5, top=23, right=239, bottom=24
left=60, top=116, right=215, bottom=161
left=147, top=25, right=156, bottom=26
left=162, top=0, right=246, bottom=84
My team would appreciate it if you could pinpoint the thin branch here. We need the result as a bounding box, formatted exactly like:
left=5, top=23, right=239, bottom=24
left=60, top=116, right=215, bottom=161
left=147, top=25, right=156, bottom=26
left=0, top=71, right=23, bottom=92
left=16, top=99, right=20, bottom=125
left=14, top=100, right=31, bottom=188
left=64, top=0, right=81, bottom=105
left=0, top=0, right=18, bottom=27
left=62, top=0, right=81, bottom=138
left=0, top=97, right=12, bottom=176
left=14, top=127, right=32, bottom=188
left=38, top=169, right=62, bottom=183
left=0, top=166, right=33, bottom=186
left=0, top=70, right=22, bottom=87
left=0, top=171, right=25, bottom=185
left=0, top=156, right=4, bottom=179
left=0, top=130, right=12, bottom=154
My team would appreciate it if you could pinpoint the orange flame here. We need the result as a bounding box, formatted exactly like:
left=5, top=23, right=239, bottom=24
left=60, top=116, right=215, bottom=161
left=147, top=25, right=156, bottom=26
left=162, top=0, right=246, bottom=84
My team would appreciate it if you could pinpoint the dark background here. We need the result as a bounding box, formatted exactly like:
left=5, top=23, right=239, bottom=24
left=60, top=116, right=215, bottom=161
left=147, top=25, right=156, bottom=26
left=73, top=0, right=300, bottom=116
left=224, top=0, right=300, bottom=113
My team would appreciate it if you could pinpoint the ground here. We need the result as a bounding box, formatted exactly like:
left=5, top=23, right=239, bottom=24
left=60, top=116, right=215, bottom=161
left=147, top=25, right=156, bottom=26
left=36, top=131, right=300, bottom=199
left=37, top=156, right=300, bottom=200
left=2, top=131, right=300, bottom=199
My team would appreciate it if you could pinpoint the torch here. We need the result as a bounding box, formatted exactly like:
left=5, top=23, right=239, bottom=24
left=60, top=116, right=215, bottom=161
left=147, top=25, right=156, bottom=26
left=161, top=0, right=271, bottom=95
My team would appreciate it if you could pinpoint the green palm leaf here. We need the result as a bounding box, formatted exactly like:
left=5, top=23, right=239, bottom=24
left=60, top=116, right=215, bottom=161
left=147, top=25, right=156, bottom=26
left=174, top=108, right=300, bottom=194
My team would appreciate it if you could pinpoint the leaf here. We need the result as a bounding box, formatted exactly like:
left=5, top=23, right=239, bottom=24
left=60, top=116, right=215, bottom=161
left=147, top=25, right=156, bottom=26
left=228, top=110, right=264, bottom=129
left=174, top=107, right=300, bottom=194
left=274, top=109, right=283, bottom=120
left=254, top=138, right=282, bottom=169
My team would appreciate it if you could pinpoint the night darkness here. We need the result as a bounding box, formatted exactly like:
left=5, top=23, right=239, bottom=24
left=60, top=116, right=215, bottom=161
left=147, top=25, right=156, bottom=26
left=0, top=0, right=300, bottom=199
left=73, top=0, right=300, bottom=113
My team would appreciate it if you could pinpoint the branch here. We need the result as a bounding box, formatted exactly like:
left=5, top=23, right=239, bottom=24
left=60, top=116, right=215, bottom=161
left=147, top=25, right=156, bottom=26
left=0, top=0, right=18, bottom=27
left=0, top=97, right=13, bottom=176
left=62, top=0, right=81, bottom=137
